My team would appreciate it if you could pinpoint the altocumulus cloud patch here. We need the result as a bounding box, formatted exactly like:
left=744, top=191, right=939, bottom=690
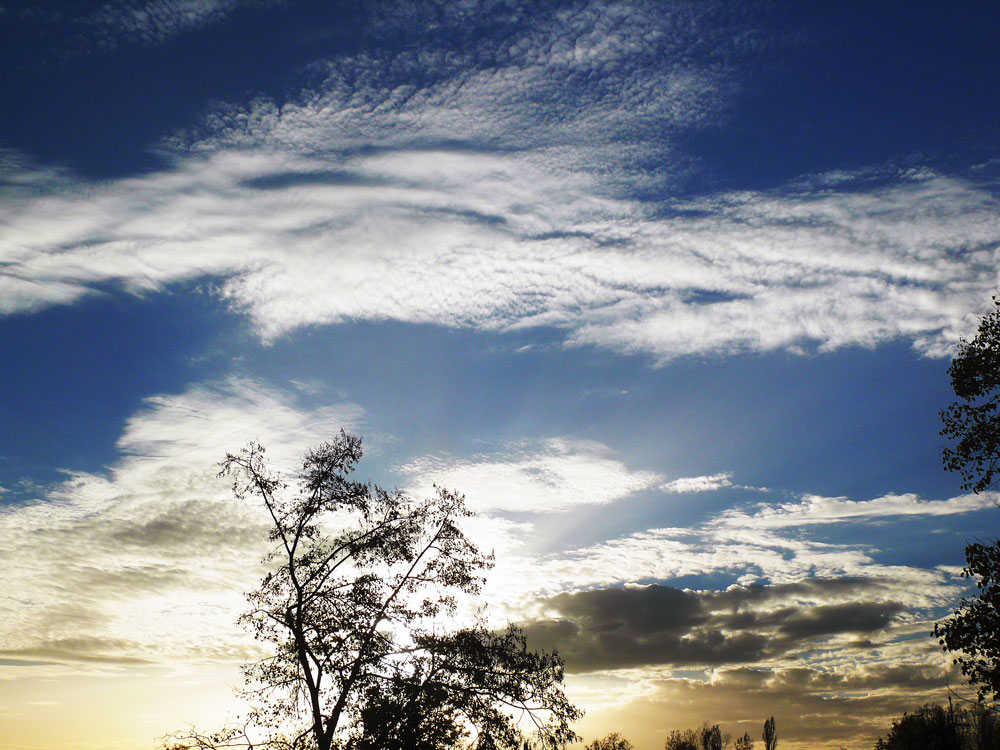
left=2, top=0, right=998, bottom=360
left=2, top=151, right=997, bottom=359
left=0, top=378, right=362, bottom=670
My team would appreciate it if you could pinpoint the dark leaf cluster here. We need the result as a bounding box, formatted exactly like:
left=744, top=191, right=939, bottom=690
left=584, top=732, right=634, bottom=750
left=934, top=542, right=1000, bottom=703
left=874, top=702, right=1000, bottom=750
left=663, top=722, right=727, bottom=750
left=937, top=299, right=1000, bottom=705
left=941, top=297, right=1000, bottom=494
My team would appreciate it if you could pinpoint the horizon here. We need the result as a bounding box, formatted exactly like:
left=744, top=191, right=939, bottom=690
left=2, top=2, right=1000, bottom=749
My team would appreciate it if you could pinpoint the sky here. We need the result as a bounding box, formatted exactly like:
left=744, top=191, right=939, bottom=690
left=1, top=1, right=1000, bottom=748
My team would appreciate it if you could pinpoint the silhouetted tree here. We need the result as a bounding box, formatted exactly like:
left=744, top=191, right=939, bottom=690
left=762, top=716, right=777, bottom=750
left=663, top=724, right=730, bottom=750
left=699, top=723, right=724, bottom=750
left=873, top=703, right=958, bottom=750
left=165, top=433, right=581, bottom=750
left=665, top=728, right=700, bottom=750
left=872, top=702, right=1000, bottom=750
left=734, top=732, right=754, bottom=750
left=935, top=541, right=1000, bottom=703
left=585, top=732, right=635, bottom=750
left=969, top=701, right=1000, bottom=750
left=936, top=299, right=1000, bottom=703
left=941, top=297, right=1000, bottom=494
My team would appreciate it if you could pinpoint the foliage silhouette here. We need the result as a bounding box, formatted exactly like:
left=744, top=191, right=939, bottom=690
left=663, top=723, right=728, bottom=750
left=936, top=298, right=1000, bottom=703
left=734, top=732, right=754, bottom=750
left=762, top=716, right=776, bottom=750
left=584, top=732, right=635, bottom=750
left=873, top=701, right=1000, bottom=750
left=699, top=724, right=724, bottom=750
left=663, top=728, right=699, bottom=750
left=165, top=432, right=581, bottom=750
left=941, top=296, right=1000, bottom=494
left=934, top=541, right=1000, bottom=703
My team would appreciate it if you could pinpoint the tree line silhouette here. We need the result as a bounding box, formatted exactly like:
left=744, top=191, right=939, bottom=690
left=584, top=704, right=1000, bottom=750
left=583, top=716, right=777, bottom=750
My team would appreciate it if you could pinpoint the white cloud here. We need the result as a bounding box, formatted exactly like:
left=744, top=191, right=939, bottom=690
left=660, top=472, right=768, bottom=493
left=661, top=472, right=733, bottom=493
left=172, top=0, right=737, bottom=157
left=713, top=491, right=1000, bottom=530
left=2, top=148, right=997, bottom=360
left=402, top=438, right=662, bottom=513
left=484, top=486, right=990, bottom=607
left=90, top=0, right=237, bottom=41
left=0, top=378, right=362, bottom=671
left=2, top=1, right=998, bottom=360
left=12, top=0, right=281, bottom=54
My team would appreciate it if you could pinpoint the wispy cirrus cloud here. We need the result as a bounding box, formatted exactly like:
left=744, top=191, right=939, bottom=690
left=660, top=472, right=767, bottom=493
left=712, top=491, right=1000, bottom=530
left=87, top=0, right=247, bottom=46
left=3, top=148, right=997, bottom=360
left=498, top=522, right=951, bottom=601
left=171, top=0, right=741, bottom=159
left=2, top=0, right=998, bottom=361
left=402, top=438, right=662, bottom=513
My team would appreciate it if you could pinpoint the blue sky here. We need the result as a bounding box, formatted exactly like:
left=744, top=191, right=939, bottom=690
left=1, top=2, right=1000, bottom=749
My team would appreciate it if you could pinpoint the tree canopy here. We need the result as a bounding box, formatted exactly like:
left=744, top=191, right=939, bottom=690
left=166, top=432, right=581, bottom=750
left=584, top=732, right=635, bottom=750
left=663, top=728, right=699, bottom=750
left=873, top=702, right=1000, bottom=750
left=935, top=299, right=1000, bottom=703
left=762, top=716, right=777, bottom=750
left=941, top=297, right=1000, bottom=494
left=934, top=541, right=1000, bottom=703
left=663, top=723, right=727, bottom=750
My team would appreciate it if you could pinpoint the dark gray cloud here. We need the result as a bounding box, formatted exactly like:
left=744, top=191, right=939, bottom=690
left=521, top=581, right=908, bottom=672
left=766, top=601, right=906, bottom=640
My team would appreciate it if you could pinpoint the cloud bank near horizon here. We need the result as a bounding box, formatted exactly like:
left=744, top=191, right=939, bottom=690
left=0, top=375, right=984, bottom=750
left=0, top=378, right=981, bottom=681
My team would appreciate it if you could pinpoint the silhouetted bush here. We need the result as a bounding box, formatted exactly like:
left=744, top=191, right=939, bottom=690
left=663, top=722, right=730, bottom=750
left=585, top=732, right=635, bottom=750
left=664, top=728, right=699, bottom=750
left=874, top=702, right=1000, bottom=750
